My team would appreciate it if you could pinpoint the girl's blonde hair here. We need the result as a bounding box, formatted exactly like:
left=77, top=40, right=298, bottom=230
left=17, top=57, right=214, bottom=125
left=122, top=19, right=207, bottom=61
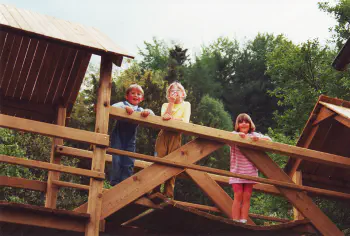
left=234, top=113, right=256, bottom=133
left=166, top=82, right=187, bottom=100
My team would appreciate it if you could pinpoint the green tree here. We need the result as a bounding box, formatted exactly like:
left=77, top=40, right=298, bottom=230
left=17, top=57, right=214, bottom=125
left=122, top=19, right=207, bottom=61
left=318, top=0, right=350, bottom=48
left=267, top=38, right=350, bottom=135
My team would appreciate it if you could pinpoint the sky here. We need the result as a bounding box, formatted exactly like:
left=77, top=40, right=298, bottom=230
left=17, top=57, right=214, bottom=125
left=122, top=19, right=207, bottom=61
left=3, top=0, right=337, bottom=63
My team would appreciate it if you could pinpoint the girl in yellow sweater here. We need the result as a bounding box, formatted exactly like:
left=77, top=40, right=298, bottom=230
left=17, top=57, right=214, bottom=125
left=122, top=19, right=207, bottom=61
left=155, top=81, right=191, bottom=198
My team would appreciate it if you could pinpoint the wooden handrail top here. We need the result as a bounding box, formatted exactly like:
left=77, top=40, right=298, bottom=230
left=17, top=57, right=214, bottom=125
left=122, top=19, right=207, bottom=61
left=110, top=107, right=350, bottom=170
left=0, top=114, right=109, bottom=146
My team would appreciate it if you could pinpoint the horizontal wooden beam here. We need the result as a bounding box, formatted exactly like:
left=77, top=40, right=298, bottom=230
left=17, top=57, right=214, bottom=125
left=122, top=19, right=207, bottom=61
left=110, top=107, right=350, bottom=170
left=107, top=148, right=350, bottom=200
left=55, top=145, right=112, bottom=162
left=0, top=114, right=109, bottom=146
left=0, top=154, right=105, bottom=180
left=0, top=176, right=46, bottom=192
left=0, top=201, right=89, bottom=232
left=52, top=180, right=90, bottom=191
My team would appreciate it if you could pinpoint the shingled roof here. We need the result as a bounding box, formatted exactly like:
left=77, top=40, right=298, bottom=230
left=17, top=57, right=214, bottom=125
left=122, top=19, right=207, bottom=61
left=0, top=4, right=134, bottom=123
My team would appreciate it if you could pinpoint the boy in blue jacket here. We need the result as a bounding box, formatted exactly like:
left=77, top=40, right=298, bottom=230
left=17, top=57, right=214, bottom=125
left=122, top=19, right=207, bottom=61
left=110, top=84, right=154, bottom=186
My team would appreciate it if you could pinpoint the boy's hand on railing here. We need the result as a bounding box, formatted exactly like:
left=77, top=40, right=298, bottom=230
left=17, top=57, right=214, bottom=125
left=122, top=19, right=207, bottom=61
left=141, top=110, right=150, bottom=117
left=251, top=136, right=259, bottom=141
left=238, top=132, right=246, bottom=138
left=125, top=106, right=134, bottom=115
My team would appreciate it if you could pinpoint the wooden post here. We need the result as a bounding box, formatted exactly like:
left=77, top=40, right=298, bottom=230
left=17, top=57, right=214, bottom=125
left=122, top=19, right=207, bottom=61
left=45, top=105, right=66, bottom=208
left=292, top=171, right=304, bottom=220
left=85, top=55, right=112, bottom=236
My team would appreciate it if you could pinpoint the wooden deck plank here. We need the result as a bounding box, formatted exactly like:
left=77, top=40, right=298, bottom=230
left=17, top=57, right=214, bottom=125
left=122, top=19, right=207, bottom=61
left=240, top=148, right=343, bottom=236
left=20, top=40, right=47, bottom=101
left=12, top=38, right=39, bottom=99
left=0, top=34, right=22, bottom=91
left=0, top=114, right=109, bottom=146
left=4, top=36, right=30, bottom=97
left=1, top=154, right=105, bottom=179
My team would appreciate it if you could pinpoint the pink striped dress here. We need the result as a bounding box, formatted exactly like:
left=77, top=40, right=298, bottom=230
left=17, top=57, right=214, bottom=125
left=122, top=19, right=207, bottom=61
left=229, top=131, right=271, bottom=184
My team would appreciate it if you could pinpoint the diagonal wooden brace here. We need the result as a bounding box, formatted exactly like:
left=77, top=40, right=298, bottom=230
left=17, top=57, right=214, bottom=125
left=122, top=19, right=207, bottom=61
left=186, top=169, right=255, bottom=225
left=74, top=139, right=223, bottom=219
left=239, top=148, right=343, bottom=236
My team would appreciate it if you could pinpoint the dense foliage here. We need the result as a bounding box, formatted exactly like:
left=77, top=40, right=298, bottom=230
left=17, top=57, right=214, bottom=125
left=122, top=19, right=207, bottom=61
left=1, top=0, right=349, bottom=232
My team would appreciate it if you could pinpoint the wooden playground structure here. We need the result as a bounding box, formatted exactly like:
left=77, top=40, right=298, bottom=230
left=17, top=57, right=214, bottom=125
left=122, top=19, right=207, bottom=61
left=1, top=4, right=350, bottom=236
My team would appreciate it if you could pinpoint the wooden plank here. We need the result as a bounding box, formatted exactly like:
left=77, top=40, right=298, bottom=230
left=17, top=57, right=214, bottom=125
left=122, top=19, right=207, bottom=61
left=56, top=144, right=282, bottom=196
left=85, top=55, right=112, bottom=236
left=0, top=154, right=105, bottom=179
left=61, top=50, right=87, bottom=103
left=0, top=201, right=89, bottom=232
left=0, top=176, right=46, bottom=192
left=52, top=180, right=90, bottom=191
left=51, top=48, right=78, bottom=105
left=4, top=5, right=32, bottom=32
left=4, top=36, right=30, bottom=97
left=320, top=101, right=350, bottom=120
left=312, top=107, right=336, bottom=126
left=239, top=148, right=343, bottom=236
left=13, top=38, right=39, bottom=99
left=0, top=32, right=15, bottom=86
left=17, top=8, right=46, bottom=35
left=172, top=200, right=290, bottom=223
left=0, top=97, right=56, bottom=118
left=0, top=31, right=7, bottom=55
left=0, top=5, right=19, bottom=28
left=66, top=53, right=91, bottom=105
left=30, top=42, right=60, bottom=102
left=0, top=9, right=8, bottom=25
left=0, top=114, right=109, bottom=146
left=45, top=106, right=66, bottom=209
left=79, top=139, right=222, bottom=219
left=107, top=147, right=350, bottom=200
left=43, top=46, right=68, bottom=104
left=36, top=44, right=63, bottom=103
left=0, top=34, right=22, bottom=90
left=110, top=107, right=350, bottom=170
left=292, top=171, right=304, bottom=220
left=335, top=114, right=350, bottom=128
left=186, top=169, right=255, bottom=225
left=20, top=40, right=48, bottom=101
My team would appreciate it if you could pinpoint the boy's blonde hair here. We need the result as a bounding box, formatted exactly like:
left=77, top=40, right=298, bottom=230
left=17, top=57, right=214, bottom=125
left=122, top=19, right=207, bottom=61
left=126, top=84, right=144, bottom=95
left=234, top=113, right=256, bottom=133
left=166, top=82, right=187, bottom=99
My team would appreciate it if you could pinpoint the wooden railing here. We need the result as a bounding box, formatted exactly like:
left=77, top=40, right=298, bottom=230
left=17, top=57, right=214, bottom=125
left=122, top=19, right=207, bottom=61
left=1, top=105, right=348, bottom=236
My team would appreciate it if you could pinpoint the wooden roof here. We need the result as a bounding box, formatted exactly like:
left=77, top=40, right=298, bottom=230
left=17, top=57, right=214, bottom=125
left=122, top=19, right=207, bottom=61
left=332, top=37, right=350, bottom=71
left=0, top=4, right=133, bottom=123
left=285, top=95, right=350, bottom=195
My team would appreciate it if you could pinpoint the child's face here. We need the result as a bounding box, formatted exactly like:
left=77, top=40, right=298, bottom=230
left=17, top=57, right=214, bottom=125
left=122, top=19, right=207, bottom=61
left=169, top=85, right=184, bottom=102
left=126, top=88, right=144, bottom=105
left=238, top=119, right=250, bottom=134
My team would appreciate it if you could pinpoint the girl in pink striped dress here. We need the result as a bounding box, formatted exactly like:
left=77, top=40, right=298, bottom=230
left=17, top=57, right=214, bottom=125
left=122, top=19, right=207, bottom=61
left=230, top=113, right=271, bottom=224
